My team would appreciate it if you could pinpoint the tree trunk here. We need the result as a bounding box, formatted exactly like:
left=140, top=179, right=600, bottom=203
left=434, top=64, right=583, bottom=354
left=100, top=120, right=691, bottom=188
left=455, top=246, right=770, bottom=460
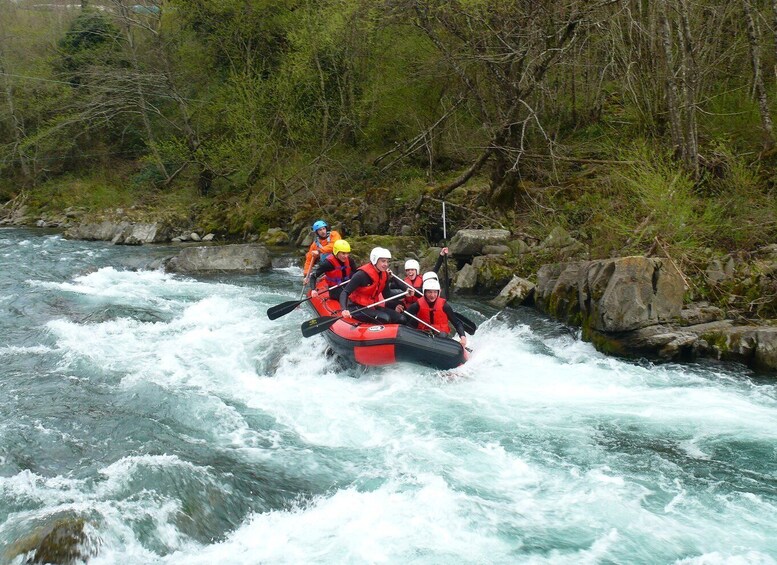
left=658, top=0, right=685, bottom=160
left=0, top=58, right=32, bottom=183
left=314, top=52, right=330, bottom=149
left=677, top=0, right=699, bottom=175
left=773, top=0, right=777, bottom=80
left=743, top=0, right=775, bottom=149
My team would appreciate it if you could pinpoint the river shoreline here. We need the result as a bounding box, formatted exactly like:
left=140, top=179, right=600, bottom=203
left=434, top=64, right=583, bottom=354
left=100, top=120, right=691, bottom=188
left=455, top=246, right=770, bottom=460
left=4, top=220, right=775, bottom=375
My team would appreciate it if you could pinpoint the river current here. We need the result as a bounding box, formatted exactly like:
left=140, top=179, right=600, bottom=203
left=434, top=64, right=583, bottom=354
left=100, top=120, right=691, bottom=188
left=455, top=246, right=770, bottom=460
left=0, top=228, right=775, bottom=564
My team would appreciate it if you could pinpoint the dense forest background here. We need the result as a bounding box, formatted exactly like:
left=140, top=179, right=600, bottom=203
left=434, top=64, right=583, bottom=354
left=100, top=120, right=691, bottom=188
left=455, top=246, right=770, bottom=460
left=1, top=0, right=776, bottom=304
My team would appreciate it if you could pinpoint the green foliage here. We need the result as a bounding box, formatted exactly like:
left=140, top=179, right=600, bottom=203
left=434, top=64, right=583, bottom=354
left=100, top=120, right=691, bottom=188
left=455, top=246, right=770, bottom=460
left=27, top=174, right=137, bottom=213
left=700, top=89, right=765, bottom=152
left=55, top=10, right=122, bottom=81
left=699, top=148, right=777, bottom=249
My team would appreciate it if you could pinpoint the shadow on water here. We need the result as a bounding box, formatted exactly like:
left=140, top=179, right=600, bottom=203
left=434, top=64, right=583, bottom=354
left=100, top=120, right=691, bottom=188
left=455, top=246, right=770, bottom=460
left=76, top=305, right=171, bottom=324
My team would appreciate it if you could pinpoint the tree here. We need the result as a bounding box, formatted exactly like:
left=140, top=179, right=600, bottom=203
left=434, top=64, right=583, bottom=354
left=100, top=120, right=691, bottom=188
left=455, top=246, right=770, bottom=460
left=743, top=0, right=775, bottom=149
left=383, top=0, right=604, bottom=205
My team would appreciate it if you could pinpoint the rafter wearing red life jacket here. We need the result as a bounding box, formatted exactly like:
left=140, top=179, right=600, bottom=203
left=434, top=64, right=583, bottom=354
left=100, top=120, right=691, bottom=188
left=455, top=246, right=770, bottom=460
left=415, top=296, right=451, bottom=334
left=324, top=253, right=353, bottom=287
left=403, top=276, right=423, bottom=306
left=348, top=262, right=387, bottom=307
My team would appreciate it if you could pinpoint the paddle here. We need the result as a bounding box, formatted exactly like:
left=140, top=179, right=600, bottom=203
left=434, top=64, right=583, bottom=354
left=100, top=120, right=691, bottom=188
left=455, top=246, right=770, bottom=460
left=267, top=280, right=349, bottom=320
left=389, top=272, right=478, bottom=335
left=301, top=295, right=396, bottom=338
left=442, top=201, right=450, bottom=300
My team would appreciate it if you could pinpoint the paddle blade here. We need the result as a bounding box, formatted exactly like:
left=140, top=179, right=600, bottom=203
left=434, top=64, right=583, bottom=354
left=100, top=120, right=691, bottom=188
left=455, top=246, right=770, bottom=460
left=301, top=315, right=339, bottom=338
left=453, top=311, right=477, bottom=335
left=266, top=300, right=302, bottom=320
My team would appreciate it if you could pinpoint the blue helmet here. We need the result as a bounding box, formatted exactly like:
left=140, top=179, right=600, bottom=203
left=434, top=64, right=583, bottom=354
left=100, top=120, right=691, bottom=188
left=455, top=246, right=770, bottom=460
left=311, top=220, right=328, bottom=232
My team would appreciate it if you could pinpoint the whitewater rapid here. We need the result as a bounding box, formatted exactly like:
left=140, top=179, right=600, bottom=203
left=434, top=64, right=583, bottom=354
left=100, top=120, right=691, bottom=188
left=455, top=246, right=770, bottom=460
left=1, top=229, right=775, bottom=564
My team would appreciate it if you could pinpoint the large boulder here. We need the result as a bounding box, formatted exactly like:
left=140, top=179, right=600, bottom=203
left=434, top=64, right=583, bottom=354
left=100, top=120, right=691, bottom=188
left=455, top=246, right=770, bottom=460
left=679, top=303, right=725, bottom=326
left=4, top=517, right=99, bottom=564
left=165, top=244, right=271, bottom=273
left=490, top=276, right=536, bottom=308
left=535, top=256, right=685, bottom=332
left=590, top=321, right=777, bottom=372
left=65, top=221, right=172, bottom=244
left=471, top=255, right=516, bottom=292
left=454, top=263, right=478, bottom=292
left=448, top=229, right=511, bottom=256
left=122, top=223, right=173, bottom=245
left=260, top=227, right=290, bottom=246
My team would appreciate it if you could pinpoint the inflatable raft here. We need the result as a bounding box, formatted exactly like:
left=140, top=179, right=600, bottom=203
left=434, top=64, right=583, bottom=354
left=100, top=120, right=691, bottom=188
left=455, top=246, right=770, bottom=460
left=305, top=284, right=468, bottom=370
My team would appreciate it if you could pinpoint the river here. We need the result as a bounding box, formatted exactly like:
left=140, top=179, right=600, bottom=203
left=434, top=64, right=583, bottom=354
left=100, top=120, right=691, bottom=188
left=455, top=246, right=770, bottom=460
left=1, top=228, right=775, bottom=564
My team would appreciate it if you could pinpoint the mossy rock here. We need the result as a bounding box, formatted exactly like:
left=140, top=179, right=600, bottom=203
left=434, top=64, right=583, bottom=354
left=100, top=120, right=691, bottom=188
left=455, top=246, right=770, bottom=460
left=543, top=276, right=583, bottom=325
left=5, top=517, right=99, bottom=564
left=701, top=331, right=730, bottom=354
left=471, top=255, right=524, bottom=293
left=586, top=329, right=627, bottom=356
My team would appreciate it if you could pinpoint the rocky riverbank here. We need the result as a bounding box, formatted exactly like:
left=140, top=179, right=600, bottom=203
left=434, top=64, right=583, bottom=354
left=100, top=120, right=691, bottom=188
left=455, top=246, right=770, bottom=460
left=443, top=228, right=777, bottom=374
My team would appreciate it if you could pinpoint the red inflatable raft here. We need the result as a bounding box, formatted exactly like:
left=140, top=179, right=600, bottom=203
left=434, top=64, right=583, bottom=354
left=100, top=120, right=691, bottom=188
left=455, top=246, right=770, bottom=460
left=306, top=283, right=469, bottom=370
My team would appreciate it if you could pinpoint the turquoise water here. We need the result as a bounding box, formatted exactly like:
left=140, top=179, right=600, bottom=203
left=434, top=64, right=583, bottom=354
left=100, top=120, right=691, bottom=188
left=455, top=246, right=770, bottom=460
left=1, top=228, right=775, bottom=564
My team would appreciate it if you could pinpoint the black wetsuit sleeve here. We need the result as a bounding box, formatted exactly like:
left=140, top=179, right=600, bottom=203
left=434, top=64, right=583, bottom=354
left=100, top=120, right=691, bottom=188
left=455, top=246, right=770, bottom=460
left=443, top=302, right=465, bottom=337
left=433, top=253, right=445, bottom=274
left=340, top=270, right=370, bottom=310
left=311, top=261, right=335, bottom=281
left=388, top=277, right=404, bottom=292
left=306, top=261, right=333, bottom=292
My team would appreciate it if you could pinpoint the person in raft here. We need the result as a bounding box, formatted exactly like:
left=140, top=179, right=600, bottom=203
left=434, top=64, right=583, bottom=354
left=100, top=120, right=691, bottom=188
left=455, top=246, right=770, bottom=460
left=392, top=258, right=422, bottom=311
left=392, top=247, right=449, bottom=313
left=404, top=278, right=467, bottom=348
left=339, top=247, right=409, bottom=324
left=307, top=239, right=357, bottom=302
left=302, top=219, right=341, bottom=284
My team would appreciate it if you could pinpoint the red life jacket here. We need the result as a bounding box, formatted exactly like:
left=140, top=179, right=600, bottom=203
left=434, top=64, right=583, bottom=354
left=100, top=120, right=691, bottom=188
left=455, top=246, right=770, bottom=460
left=348, top=263, right=387, bottom=307
left=324, top=254, right=353, bottom=287
left=416, top=297, right=450, bottom=333
left=403, top=276, right=423, bottom=306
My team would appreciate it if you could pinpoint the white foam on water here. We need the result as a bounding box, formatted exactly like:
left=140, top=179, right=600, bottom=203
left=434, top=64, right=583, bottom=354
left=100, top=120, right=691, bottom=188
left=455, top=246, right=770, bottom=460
left=32, top=266, right=199, bottom=309
left=6, top=262, right=776, bottom=562
left=0, top=454, right=227, bottom=562
left=674, top=552, right=777, bottom=565
left=0, top=344, right=54, bottom=357
left=162, top=474, right=511, bottom=564
left=274, top=265, right=305, bottom=277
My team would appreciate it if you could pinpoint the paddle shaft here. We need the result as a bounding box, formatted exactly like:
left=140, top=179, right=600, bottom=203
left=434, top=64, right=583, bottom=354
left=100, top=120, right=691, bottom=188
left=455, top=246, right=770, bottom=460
left=403, top=309, right=440, bottom=334
left=442, top=201, right=450, bottom=299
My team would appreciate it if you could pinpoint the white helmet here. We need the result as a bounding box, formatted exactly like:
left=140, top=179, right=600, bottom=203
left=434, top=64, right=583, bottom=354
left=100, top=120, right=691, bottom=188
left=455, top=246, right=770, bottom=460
left=423, top=279, right=441, bottom=292
left=369, top=246, right=392, bottom=265
left=422, top=272, right=439, bottom=283
left=404, top=259, right=420, bottom=272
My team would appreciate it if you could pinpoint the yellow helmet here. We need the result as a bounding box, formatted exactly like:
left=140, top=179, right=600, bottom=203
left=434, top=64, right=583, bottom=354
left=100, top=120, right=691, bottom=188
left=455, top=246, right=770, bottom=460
left=333, top=239, right=351, bottom=254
